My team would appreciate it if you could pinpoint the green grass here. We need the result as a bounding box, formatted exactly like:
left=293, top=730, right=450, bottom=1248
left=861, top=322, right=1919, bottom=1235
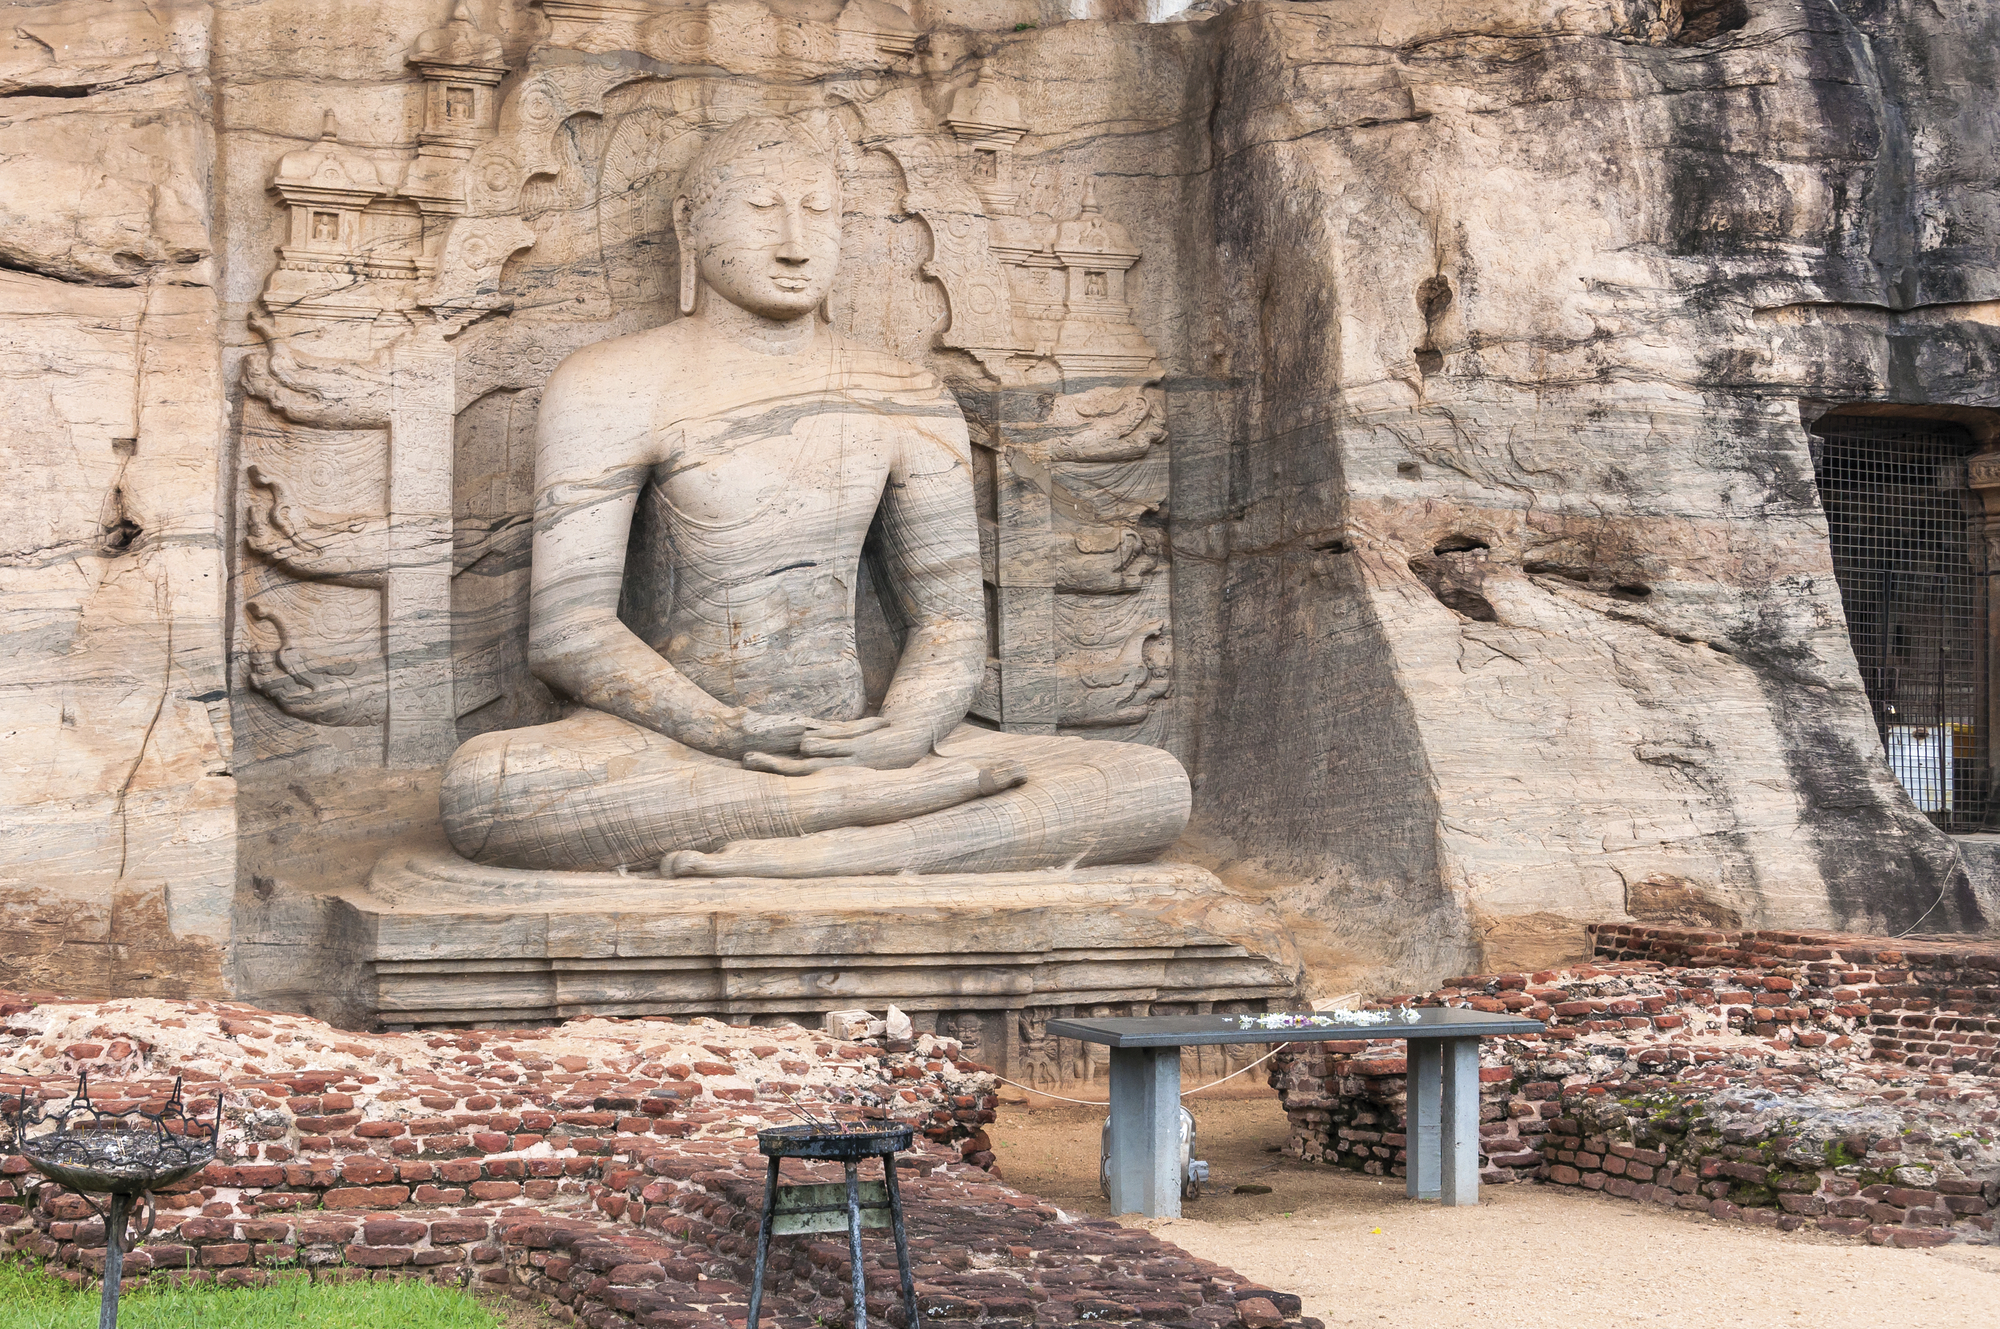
left=0, top=1261, right=504, bottom=1329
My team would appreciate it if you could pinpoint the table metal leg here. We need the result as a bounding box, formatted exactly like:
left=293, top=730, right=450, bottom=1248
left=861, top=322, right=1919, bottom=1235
left=1439, top=1036, right=1481, bottom=1206
left=1405, top=1039, right=1442, bottom=1201
left=747, top=1155, right=780, bottom=1328
left=883, top=1152, right=918, bottom=1329
left=1106, top=1045, right=1182, bottom=1219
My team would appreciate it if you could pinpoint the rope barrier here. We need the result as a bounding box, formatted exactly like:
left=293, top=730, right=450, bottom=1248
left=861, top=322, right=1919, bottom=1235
left=986, top=1046, right=1281, bottom=1107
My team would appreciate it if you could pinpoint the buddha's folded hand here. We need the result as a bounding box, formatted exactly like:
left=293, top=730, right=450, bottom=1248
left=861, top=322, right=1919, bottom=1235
left=681, top=705, right=836, bottom=763
left=796, top=718, right=936, bottom=770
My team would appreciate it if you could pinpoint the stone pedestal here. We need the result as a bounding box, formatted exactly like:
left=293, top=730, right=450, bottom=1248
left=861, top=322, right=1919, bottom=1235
left=327, top=843, right=1299, bottom=1082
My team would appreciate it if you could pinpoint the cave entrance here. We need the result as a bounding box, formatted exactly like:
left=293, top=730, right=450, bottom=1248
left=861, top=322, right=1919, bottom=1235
left=1812, top=413, right=1991, bottom=831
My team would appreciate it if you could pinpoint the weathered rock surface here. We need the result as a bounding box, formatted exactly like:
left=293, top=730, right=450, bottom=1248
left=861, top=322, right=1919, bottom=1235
left=0, top=0, right=232, bottom=999
left=1174, top=0, right=2000, bottom=990
left=1, top=0, right=1997, bottom=1014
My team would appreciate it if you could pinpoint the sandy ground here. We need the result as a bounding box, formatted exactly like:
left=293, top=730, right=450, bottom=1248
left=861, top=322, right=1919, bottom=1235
left=988, top=1091, right=2000, bottom=1328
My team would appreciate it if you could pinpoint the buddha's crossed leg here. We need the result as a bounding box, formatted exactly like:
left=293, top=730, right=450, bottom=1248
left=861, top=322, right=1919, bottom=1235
left=441, top=709, right=1025, bottom=872
left=442, top=713, right=1188, bottom=877
left=662, top=724, right=1191, bottom=878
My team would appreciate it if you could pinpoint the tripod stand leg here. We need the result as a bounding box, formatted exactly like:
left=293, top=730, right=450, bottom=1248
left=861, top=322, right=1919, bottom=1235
left=845, top=1161, right=868, bottom=1329
left=884, top=1152, right=917, bottom=1329
left=747, top=1155, right=780, bottom=1329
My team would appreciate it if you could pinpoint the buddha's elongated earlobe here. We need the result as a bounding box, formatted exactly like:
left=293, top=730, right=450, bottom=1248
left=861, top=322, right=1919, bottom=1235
left=674, top=194, right=698, bottom=316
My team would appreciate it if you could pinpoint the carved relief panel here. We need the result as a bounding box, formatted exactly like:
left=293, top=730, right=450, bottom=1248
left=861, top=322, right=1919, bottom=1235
left=232, top=0, right=1178, bottom=787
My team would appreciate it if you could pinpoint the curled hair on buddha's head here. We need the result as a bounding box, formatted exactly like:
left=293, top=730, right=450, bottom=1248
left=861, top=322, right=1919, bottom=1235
left=677, top=113, right=841, bottom=216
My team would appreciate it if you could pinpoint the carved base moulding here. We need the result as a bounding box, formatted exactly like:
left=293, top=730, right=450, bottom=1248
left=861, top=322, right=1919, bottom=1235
left=330, top=846, right=1299, bottom=1049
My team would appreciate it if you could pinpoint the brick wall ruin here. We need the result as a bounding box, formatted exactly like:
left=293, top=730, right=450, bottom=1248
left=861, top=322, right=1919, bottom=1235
left=0, top=992, right=1319, bottom=1328
left=1271, top=925, right=2000, bottom=1248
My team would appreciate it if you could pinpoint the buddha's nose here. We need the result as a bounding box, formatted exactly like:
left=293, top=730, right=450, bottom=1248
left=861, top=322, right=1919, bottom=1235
left=775, top=206, right=808, bottom=265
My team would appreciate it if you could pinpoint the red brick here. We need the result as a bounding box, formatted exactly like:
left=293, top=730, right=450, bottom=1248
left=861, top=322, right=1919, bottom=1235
left=199, top=1244, right=250, bottom=1268
left=339, top=1157, right=397, bottom=1185
left=299, top=1220, right=358, bottom=1243
left=1350, top=1059, right=1406, bottom=1077
left=363, top=1219, right=427, bottom=1246
left=321, top=1186, right=409, bottom=1210
left=175, top=1217, right=234, bottom=1241
left=1237, top=1297, right=1284, bottom=1329
left=431, top=1220, right=489, bottom=1244
left=1890, top=1228, right=1957, bottom=1249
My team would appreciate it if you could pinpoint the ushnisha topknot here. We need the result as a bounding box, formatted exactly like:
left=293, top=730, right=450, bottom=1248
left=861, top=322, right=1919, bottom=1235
left=678, top=113, right=841, bottom=214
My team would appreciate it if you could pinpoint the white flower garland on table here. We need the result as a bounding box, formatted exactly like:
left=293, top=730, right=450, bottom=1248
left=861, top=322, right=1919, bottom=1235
left=1226, top=1008, right=1423, bottom=1029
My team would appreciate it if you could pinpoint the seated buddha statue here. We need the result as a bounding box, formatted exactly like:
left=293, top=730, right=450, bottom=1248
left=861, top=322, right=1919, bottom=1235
left=440, top=115, right=1190, bottom=878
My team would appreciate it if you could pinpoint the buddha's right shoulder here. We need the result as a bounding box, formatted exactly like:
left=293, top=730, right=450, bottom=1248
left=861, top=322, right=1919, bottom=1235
left=543, top=323, right=700, bottom=403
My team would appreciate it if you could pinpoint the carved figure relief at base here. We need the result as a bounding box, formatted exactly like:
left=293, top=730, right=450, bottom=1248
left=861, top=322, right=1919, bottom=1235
left=438, top=115, right=1192, bottom=877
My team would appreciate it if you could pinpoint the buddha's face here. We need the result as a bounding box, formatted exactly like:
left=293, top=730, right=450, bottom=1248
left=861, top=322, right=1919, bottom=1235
left=677, top=142, right=841, bottom=321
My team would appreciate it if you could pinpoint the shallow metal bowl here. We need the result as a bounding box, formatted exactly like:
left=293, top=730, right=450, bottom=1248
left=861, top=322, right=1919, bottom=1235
left=18, top=1130, right=215, bottom=1196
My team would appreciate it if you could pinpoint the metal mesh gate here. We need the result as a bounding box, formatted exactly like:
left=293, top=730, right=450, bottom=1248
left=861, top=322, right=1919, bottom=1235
left=1813, top=415, right=1990, bottom=831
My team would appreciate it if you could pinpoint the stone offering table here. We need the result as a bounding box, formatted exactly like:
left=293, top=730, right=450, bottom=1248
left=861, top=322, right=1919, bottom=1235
left=1049, top=1008, right=1544, bottom=1218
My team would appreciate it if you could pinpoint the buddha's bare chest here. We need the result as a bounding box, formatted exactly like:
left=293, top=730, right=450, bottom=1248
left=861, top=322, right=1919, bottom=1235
left=653, top=412, right=898, bottom=563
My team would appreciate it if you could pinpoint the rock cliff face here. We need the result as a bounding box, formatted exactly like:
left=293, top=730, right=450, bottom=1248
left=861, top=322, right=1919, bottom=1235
left=0, top=0, right=234, bottom=997
left=1, top=0, right=1996, bottom=1006
left=1171, top=0, right=2000, bottom=991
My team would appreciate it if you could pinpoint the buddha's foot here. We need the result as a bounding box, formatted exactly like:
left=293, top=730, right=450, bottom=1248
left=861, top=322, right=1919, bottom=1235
left=664, top=829, right=914, bottom=879
left=660, top=757, right=1025, bottom=878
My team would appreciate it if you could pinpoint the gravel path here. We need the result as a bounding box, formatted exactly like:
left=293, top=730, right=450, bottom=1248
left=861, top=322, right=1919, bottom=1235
left=989, top=1094, right=2000, bottom=1327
